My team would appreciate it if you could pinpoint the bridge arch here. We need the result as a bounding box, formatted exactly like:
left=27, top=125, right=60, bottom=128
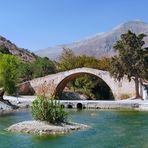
left=19, top=67, right=135, bottom=99
left=54, top=70, right=115, bottom=100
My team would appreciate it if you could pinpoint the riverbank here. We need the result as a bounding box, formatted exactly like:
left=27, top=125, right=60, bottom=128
left=1, top=95, right=148, bottom=112
left=0, top=96, right=34, bottom=114
left=60, top=99, right=148, bottom=111
left=7, top=120, right=89, bottom=135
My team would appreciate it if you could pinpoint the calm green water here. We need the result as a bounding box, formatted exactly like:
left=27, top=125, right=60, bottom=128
left=0, top=110, right=148, bottom=148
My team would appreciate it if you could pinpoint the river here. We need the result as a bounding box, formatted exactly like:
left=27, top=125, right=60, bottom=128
left=0, top=110, right=148, bottom=148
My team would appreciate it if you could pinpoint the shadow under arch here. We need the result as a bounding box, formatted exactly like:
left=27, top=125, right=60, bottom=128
left=54, top=72, right=115, bottom=100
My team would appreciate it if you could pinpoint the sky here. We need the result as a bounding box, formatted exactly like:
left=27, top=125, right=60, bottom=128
left=0, top=0, right=147, bottom=51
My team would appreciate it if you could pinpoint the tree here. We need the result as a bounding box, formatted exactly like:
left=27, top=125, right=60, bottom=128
left=0, top=54, right=20, bottom=95
left=97, top=57, right=111, bottom=71
left=66, top=75, right=114, bottom=100
left=110, top=30, right=148, bottom=98
left=33, top=57, right=56, bottom=78
left=75, top=55, right=99, bottom=69
left=58, top=48, right=76, bottom=71
left=19, top=62, right=34, bottom=82
left=58, top=48, right=111, bottom=71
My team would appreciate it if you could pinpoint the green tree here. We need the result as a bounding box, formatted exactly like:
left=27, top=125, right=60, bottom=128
left=19, top=62, right=34, bottom=82
left=75, top=55, right=99, bottom=69
left=33, top=57, right=56, bottom=78
left=66, top=75, right=114, bottom=100
left=0, top=54, right=20, bottom=95
left=110, top=30, right=148, bottom=98
left=58, top=48, right=76, bottom=71
left=72, top=75, right=94, bottom=99
left=58, top=48, right=111, bottom=71
left=98, top=57, right=111, bottom=71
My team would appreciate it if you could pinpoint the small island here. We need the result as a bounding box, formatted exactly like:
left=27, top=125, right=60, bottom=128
left=7, top=96, right=89, bottom=135
left=7, top=120, right=88, bottom=135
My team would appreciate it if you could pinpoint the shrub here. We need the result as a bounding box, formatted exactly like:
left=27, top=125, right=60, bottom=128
left=31, top=96, right=68, bottom=124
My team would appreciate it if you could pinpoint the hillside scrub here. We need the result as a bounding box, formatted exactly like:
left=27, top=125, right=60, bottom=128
left=19, top=57, right=57, bottom=82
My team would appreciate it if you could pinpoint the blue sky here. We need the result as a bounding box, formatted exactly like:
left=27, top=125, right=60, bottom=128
left=0, top=0, right=147, bottom=51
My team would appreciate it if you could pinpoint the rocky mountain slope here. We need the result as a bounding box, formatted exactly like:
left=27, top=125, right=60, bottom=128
left=0, top=36, right=36, bottom=62
left=35, top=21, right=148, bottom=60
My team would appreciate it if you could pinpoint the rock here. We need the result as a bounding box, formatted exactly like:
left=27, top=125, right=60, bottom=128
left=18, top=81, right=35, bottom=95
left=7, top=120, right=89, bottom=135
left=61, top=92, right=89, bottom=100
left=0, top=89, right=5, bottom=101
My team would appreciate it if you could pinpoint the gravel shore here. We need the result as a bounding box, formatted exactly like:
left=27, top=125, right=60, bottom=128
left=0, top=96, right=35, bottom=114
left=7, top=120, right=89, bottom=135
left=1, top=96, right=148, bottom=113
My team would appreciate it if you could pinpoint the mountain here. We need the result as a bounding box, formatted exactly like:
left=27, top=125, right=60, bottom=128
left=0, top=36, right=36, bottom=62
left=35, top=20, right=148, bottom=60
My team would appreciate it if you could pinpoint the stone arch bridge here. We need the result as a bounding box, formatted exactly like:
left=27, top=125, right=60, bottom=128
left=19, top=67, right=135, bottom=99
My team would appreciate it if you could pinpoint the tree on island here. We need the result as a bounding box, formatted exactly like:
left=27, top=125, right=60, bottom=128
left=110, top=30, right=148, bottom=99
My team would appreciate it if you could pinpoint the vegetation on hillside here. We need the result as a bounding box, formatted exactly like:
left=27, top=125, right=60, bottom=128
left=19, top=57, right=56, bottom=82
left=0, top=54, right=57, bottom=95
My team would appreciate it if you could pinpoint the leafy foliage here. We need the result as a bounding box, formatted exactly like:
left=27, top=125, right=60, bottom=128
left=19, top=57, right=57, bottom=82
left=58, top=48, right=76, bottom=71
left=66, top=75, right=114, bottom=100
left=31, top=96, right=68, bottom=124
left=58, top=48, right=111, bottom=71
left=110, top=30, right=148, bottom=98
left=68, top=75, right=94, bottom=99
left=18, top=62, right=34, bottom=82
left=32, top=57, right=56, bottom=78
left=0, top=54, right=20, bottom=94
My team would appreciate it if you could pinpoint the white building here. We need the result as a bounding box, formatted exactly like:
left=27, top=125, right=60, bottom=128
left=142, top=81, right=148, bottom=100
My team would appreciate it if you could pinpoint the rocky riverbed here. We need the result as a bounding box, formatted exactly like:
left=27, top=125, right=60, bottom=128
left=7, top=120, right=89, bottom=135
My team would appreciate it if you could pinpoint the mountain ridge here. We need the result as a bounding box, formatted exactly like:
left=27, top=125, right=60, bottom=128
left=0, top=36, right=36, bottom=62
left=35, top=20, right=148, bottom=60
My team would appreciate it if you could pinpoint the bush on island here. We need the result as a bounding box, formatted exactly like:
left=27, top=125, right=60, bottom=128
left=31, top=96, right=68, bottom=124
